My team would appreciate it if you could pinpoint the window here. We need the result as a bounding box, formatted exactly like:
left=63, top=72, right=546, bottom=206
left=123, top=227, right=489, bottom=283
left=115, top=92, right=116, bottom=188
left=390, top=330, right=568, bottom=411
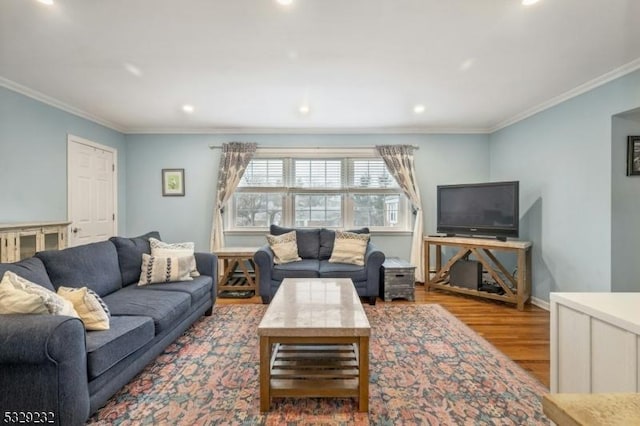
left=230, top=153, right=409, bottom=231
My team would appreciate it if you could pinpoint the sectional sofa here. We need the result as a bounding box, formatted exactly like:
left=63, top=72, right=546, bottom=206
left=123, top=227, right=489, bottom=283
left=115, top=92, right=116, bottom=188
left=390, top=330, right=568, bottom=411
left=0, top=232, right=217, bottom=426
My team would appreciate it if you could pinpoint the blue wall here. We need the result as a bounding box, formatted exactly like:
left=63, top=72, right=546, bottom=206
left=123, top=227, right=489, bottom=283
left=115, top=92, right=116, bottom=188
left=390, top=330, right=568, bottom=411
left=489, top=70, right=640, bottom=300
left=611, top=112, right=640, bottom=291
left=0, top=87, right=128, bottom=233
left=5, top=68, right=640, bottom=305
left=124, top=133, right=490, bottom=257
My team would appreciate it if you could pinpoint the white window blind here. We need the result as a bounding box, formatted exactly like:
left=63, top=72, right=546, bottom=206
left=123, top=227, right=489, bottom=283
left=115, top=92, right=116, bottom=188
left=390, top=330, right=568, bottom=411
left=230, top=154, right=409, bottom=231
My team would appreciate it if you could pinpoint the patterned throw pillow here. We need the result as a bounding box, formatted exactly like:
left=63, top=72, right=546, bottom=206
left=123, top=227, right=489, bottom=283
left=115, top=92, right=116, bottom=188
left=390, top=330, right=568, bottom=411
left=328, top=230, right=370, bottom=266
left=57, top=286, right=111, bottom=331
left=138, top=253, right=194, bottom=285
left=266, top=231, right=302, bottom=264
left=0, top=271, right=78, bottom=317
left=149, top=238, right=199, bottom=277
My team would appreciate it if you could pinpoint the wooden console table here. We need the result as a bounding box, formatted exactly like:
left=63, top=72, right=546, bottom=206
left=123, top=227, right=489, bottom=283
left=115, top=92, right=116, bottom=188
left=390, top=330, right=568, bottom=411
left=423, top=236, right=532, bottom=310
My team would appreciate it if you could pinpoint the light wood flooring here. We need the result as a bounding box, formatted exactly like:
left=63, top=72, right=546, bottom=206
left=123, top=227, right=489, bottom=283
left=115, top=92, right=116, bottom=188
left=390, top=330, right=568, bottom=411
left=217, top=283, right=550, bottom=388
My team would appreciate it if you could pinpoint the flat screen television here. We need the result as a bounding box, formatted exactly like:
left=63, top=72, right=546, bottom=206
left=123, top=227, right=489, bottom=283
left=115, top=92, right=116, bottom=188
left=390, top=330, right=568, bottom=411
left=436, top=181, right=519, bottom=240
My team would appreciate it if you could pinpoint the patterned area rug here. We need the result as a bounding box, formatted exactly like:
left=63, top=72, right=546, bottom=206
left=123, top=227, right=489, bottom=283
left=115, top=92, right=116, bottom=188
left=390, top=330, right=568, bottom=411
left=88, top=304, right=549, bottom=425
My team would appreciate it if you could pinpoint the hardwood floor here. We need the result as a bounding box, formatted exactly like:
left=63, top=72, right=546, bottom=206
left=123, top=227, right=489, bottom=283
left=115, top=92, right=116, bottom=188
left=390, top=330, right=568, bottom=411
left=217, top=283, right=551, bottom=388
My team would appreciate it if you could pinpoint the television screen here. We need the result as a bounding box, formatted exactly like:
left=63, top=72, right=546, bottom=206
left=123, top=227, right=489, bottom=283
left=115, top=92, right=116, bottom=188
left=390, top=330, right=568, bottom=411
left=437, top=181, right=519, bottom=239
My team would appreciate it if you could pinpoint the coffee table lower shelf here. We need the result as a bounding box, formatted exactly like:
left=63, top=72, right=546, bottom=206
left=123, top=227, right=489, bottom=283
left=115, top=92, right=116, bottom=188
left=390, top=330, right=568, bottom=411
left=260, top=336, right=369, bottom=412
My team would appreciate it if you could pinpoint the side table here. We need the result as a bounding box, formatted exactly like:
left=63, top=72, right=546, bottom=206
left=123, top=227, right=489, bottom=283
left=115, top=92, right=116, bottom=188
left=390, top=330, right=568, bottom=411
left=380, top=257, right=416, bottom=302
left=213, top=247, right=260, bottom=295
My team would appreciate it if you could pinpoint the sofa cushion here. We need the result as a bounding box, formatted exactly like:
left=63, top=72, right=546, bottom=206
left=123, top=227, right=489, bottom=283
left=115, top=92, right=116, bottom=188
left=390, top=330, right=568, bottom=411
left=57, top=286, right=111, bottom=331
left=85, top=315, right=154, bottom=379
left=319, top=227, right=369, bottom=260
left=272, top=259, right=320, bottom=281
left=131, top=275, right=212, bottom=305
left=138, top=254, right=194, bottom=285
left=102, top=286, right=191, bottom=334
left=266, top=231, right=302, bottom=264
left=270, top=225, right=320, bottom=259
left=329, top=231, right=370, bottom=266
left=149, top=238, right=199, bottom=277
left=36, top=241, right=123, bottom=297
left=0, top=257, right=55, bottom=291
left=0, top=271, right=79, bottom=317
left=319, top=260, right=367, bottom=282
left=109, top=231, right=161, bottom=286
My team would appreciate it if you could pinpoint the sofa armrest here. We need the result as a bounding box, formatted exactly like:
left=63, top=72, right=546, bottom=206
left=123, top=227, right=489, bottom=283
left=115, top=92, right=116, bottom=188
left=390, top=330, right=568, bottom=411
left=364, top=243, right=386, bottom=296
left=254, top=245, right=274, bottom=302
left=195, top=252, right=218, bottom=303
left=0, top=315, right=89, bottom=426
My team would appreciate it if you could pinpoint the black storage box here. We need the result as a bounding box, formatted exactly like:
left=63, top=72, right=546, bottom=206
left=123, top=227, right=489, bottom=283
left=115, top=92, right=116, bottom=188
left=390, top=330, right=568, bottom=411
left=449, top=259, right=482, bottom=289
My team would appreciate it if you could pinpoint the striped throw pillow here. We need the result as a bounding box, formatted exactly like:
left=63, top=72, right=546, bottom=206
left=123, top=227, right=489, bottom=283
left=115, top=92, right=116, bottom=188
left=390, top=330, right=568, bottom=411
left=138, top=254, right=194, bottom=285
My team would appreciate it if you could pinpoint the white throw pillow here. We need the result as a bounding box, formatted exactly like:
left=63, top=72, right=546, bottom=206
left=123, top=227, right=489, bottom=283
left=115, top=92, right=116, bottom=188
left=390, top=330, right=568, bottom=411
left=328, top=231, right=370, bottom=266
left=149, top=237, right=199, bottom=277
left=0, top=271, right=78, bottom=317
left=138, top=253, right=194, bottom=285
left=58, top=286, right=111, bottom=331
left=266, top=231, right=302, bottom=264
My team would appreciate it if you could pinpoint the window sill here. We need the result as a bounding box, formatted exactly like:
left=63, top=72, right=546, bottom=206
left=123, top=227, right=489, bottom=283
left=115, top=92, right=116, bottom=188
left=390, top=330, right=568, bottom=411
left=225, top=229, right=413, bottom=236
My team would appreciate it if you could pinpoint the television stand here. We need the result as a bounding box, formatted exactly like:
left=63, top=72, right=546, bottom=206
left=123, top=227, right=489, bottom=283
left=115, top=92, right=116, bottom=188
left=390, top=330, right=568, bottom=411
left=423, top=236, right=532, bottom=310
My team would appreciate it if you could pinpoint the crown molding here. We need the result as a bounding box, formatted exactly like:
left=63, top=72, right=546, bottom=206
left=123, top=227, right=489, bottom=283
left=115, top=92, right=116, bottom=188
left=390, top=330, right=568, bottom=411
left=490, top=57, right=640, bottom=133
left=124, top=126, right=491, bottom=135
left=0, top=76, right=126, bottom=133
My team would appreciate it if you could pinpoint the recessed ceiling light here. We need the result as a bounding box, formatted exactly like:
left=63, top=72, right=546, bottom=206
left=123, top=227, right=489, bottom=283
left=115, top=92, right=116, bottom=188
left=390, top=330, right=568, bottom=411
left=37, top=0, right=54, bottom=5
left=413, top=104, right=426, bottom=114
left=182, top=104, right=195, bottom=113
left=276, top=0, right=293, bottom=5
left=459, top=58, right=474, bottom=71
left=299, top=104, right=310, bottom=115
left=522, top=0, right=540, bottom=6
left=124, top=63, right=143, bottom=77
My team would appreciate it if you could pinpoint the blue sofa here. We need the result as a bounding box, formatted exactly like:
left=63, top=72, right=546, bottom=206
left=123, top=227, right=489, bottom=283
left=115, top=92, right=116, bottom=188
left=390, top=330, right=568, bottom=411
left=0, top=232, right=217, bottom=426
left=254, top=226, right=385, bottom=305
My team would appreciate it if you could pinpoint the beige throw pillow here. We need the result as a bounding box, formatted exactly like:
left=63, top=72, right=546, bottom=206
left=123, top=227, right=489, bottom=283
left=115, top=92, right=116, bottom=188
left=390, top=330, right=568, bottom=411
left=57, top=286, right=111, bottom=331
left=328, top=230, right=370, bottom=266
left=138, top=253, right=194, bottom=285
left=0, top=271, right=78, bottom=317
left=149, top=237, right=199, bottom=277
left=266, top=230, right=302, bottom=264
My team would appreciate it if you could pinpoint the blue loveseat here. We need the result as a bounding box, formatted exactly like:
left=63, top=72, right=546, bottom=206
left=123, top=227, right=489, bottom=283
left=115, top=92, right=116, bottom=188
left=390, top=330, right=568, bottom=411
left=0, top=232, right=217, bottom=426
left=254, top=226, right=385, bottom=305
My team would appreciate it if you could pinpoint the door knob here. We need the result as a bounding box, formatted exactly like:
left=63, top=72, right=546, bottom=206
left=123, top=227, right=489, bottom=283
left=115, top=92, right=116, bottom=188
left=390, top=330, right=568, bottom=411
left=72, top=227, right=80, bottom=234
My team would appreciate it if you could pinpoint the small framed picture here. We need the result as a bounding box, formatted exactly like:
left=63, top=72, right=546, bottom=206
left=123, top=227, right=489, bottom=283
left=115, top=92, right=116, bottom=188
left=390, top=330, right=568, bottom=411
left=627, top=136, right=640, bottom=176
left=162, top=169, right=185, bottom=196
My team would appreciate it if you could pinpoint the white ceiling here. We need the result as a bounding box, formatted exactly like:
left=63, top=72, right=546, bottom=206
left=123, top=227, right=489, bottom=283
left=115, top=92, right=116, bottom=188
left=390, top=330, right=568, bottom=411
left=1, top=0, right=639, bottom=133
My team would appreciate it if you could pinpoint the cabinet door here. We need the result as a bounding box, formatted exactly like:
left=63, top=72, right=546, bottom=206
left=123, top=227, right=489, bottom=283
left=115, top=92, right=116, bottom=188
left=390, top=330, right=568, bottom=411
left=556, top=304, right=591, bottom=392
left=591, top=318, right=637, bottom=392
left=41, top=228, right=62, bottom=251
left=0, top=233, right=6, bottom=262
left=18, top=231, right=38, bottom=260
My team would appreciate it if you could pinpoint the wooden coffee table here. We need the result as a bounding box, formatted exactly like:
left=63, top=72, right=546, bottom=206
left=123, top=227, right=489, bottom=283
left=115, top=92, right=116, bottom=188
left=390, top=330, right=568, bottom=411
left=257, top=278, right=370, bottom=412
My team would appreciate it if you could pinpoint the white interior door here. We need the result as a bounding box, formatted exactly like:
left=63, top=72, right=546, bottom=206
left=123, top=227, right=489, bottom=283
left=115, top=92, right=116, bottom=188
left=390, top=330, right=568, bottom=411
left=68, top=135, right=117, bottom=247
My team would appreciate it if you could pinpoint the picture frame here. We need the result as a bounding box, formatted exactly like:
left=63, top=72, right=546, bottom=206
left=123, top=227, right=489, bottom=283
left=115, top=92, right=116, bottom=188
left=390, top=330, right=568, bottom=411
left=162, top=168, right=185, bottom=196
left=627, top=136, right=640, bottom=176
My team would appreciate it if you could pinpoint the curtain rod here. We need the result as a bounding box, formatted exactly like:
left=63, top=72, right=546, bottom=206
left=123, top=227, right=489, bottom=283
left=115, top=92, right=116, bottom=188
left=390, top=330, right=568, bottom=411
left=208, top=144, right=419, bottom=150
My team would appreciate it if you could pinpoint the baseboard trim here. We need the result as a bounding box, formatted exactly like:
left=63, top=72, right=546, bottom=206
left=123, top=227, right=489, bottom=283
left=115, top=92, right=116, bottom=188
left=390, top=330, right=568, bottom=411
left=531, top=296, right=549, bottom=311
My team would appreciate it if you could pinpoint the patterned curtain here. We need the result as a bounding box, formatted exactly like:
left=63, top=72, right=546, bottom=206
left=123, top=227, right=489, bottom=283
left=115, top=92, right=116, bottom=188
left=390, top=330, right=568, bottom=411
left=210, top=142, right=257, bottom=252
left=376, top=145, right=424, bottom=282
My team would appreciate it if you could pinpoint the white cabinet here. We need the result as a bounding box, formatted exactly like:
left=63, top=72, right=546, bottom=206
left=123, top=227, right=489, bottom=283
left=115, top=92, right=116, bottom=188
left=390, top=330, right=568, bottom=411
left=550, top=292, right=640, bottom=393
left=0, top=221, right=70, bottom=263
